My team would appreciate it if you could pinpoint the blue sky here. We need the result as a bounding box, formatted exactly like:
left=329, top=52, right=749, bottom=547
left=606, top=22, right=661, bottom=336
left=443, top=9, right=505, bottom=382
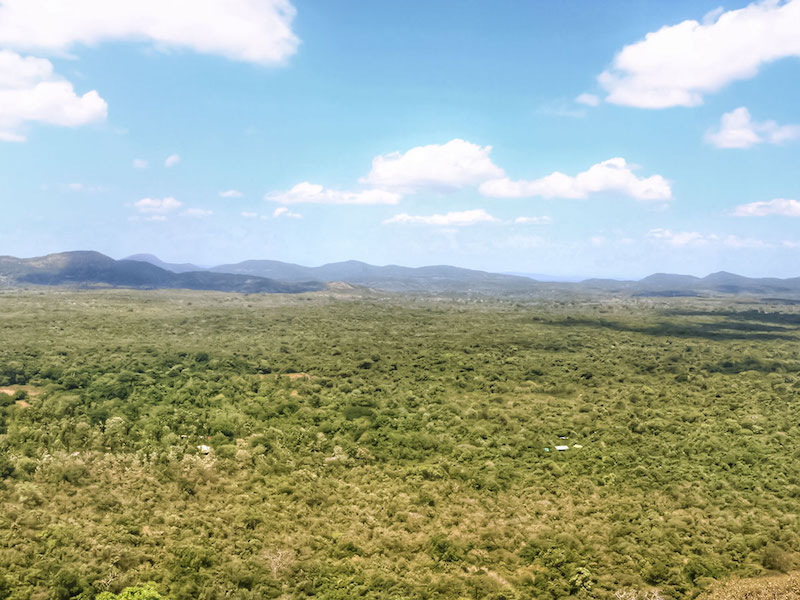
left=1, top=0, right=799, bottom=278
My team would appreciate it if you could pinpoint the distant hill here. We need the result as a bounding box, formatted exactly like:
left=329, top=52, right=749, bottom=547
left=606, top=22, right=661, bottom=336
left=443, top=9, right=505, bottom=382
left=123, top=253, right=205, bottom=274
left=207, top=259, right=543, bottom=293
left=5, top=251, right=800, bottom=297
left=580, top=271, right=800, bottom=296
left=505, top=272, right=586, bottom=283
left=0, top=251, right=324, bottom=293
left=126, top=254, right=543, bottom=293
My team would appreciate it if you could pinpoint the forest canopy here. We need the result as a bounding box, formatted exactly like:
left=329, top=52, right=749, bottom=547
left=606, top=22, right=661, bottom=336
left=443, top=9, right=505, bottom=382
left=1, top=289, right=799, bottom=599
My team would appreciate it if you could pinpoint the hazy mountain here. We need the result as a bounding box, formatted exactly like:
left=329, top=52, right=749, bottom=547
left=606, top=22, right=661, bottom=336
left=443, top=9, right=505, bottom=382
left=581, top=271, right=800, bottom=297
left=6, top=251, right=800, bottom=297
left=123, top=253, right=205, bottom=274
left=505, top=272, right=586, bottom=283
left=0, top=252, right=323, bottom=293
left=209, top=259, right=542, bottom=292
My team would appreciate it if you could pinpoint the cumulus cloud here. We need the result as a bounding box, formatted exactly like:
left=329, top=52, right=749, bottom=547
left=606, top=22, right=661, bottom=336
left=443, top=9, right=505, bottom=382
left=480, top=158, right=671, bottom=202
left=733, top=198, right=800, bottom=217
left=647, top=228, right=707, bottom=246
left=575, top=93, right=600, bottom=107
left=705, top=107, right=800, bottom=148
left=134, top=196, right=182, bottom=214
left=361, top=139, right=505, bottom=192
left=514, top=216, right=553, bottom=225
left=382, top=209, right=499, bottom=227
left=267, top=182, right=401, bottom=205
left=220, top=189, right=243, bottom=198
left=132, top=158, right=148, bottom=169
left=0, top=50, right=107, bottom=141
left=599, top=0, right=800, bottom=108
left=0, top=0, right=299, bottom=66
left=273, top=206, right=301, bottom=219
left=164, top=153, right=181, bottom=167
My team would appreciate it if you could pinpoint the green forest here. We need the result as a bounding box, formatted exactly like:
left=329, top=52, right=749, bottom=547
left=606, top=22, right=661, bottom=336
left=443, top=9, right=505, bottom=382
left=1, top=289, right=799, bottom=599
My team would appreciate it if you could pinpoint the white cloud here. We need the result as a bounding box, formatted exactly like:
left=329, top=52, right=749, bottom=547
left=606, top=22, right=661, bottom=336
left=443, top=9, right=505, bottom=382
left=647, top=228, right=772, bottom=249
left=480, top=158, right=671, bottom=202
left=134, top=196, right=182, bottom=214
left=241, top=211, right=258, bottom=218
left=705, top=107, right=800, bottom=148
left=733, top=198, right=800, bottom=217
left=67, top=183, right=83, bottom=191
left=273, top=206, right=301, bottom=219
left=722, top=234, right=770, bottom=248
left=267, top=182, right=401, bottom=205
left=0, top=0, right=299, bottom=66
left=514, top=216, right=553, bottom=225
left=164, top=153, right=181, bottom=167
left=132, top=158, right=148, bottom=169
left=182, top=208, right=212, bottom=217
left=383, top=209, right=499, bottom=227
left=220, top=189, right=243, bottom=198
left=361, top=139, right=505, bottom=192
left=599, top=0, right=800, bottom=108
left=575, top=93, right=600, bottom=107
left=0, top=50, right=107, bottom=141
left=647, top=228, right=707, bottom=246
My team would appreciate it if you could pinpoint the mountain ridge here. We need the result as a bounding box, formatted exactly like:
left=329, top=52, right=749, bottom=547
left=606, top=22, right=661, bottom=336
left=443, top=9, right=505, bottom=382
left=0, top=251, right=323, bottom=294
left=7, top=251, right=800, bottom=296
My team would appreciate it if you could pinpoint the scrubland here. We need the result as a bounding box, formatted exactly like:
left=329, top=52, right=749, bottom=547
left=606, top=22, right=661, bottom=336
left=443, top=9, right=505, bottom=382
left=1, top=290, right=799, bottom=599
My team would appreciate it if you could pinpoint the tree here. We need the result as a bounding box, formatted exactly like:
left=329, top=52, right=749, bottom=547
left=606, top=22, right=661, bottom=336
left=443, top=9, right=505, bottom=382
left=97, top=583, right=163, bottom=600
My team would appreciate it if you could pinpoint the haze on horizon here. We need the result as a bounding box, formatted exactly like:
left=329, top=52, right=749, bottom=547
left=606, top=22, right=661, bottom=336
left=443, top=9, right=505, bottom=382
left=1, top=0, right=799, bottom=279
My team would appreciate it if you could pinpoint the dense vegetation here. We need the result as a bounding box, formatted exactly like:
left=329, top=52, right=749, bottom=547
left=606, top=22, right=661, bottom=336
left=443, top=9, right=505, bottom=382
left=1, top=289, right=799, bottom=599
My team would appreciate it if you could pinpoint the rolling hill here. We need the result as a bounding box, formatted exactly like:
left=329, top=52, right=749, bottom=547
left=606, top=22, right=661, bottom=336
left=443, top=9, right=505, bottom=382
left=209, top=259, right=543, bottom=292
left=7, top=252, right=800, bottom=297
left=0, top=251, right=324, bottom=293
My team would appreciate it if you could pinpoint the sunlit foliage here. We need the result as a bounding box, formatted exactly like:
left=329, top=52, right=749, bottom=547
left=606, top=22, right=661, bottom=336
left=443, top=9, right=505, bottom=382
left=1, top=289, right=799, bottom=599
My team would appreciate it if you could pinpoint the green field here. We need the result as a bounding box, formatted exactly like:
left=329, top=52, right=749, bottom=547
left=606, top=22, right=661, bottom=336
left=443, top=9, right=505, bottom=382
left=1, top=290, right=799, bottom=600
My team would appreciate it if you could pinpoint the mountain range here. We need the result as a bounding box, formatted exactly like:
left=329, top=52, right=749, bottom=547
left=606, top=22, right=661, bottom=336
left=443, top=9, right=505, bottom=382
left=0, top=251, right=323, bottom=294
left=128, top=253, right=539, bottom=292
left=2, top=251, right=800, bottom=297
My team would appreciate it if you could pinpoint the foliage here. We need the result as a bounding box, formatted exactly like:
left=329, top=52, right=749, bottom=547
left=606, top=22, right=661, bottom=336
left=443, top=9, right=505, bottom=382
left=1, top=289, right=800, bottom=599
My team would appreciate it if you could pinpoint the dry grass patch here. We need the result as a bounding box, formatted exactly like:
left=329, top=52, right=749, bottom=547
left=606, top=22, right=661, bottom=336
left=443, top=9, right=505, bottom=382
left=699, top=572, right=800, bottom=599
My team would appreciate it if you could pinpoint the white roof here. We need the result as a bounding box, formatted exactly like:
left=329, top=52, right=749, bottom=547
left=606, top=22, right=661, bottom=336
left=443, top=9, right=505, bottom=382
left=555, top=445, right=569, bottom=451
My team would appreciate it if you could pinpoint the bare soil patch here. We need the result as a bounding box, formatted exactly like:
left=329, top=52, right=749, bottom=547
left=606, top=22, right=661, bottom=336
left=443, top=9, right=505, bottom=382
left=0, top=384, right=43, bottom=397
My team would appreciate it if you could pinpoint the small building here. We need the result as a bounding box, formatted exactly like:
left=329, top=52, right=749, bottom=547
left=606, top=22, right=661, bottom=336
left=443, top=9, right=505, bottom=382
left=197, top=444, right=211, bottom=454
left=555, top=445, right=569, bottom=451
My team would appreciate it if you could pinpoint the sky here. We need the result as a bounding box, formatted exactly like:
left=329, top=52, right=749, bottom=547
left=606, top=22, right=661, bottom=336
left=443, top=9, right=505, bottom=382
left=1, top=0, right=799, bottom=278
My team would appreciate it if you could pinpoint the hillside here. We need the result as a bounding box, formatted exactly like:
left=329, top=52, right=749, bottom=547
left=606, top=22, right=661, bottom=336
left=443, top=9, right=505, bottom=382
left=0, top=251, right=324, bottom=294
